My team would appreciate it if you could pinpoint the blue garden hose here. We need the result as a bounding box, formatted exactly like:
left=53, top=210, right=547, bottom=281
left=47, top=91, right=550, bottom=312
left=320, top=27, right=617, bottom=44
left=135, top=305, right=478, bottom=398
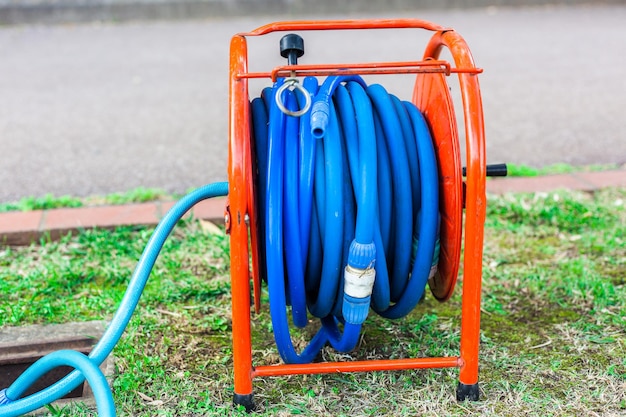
left=251, top=75, right=440, bottom=364
left=0, top=182, right=229, bottom=417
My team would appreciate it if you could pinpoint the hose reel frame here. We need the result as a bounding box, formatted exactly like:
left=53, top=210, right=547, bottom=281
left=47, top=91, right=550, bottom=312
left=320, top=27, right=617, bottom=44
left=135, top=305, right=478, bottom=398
left=227, top=19, right=487, bottom=410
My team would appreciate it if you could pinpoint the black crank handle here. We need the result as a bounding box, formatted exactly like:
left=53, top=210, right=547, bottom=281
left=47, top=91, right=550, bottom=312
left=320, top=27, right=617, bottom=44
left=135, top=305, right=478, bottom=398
left=462, top=163, right=508, bottom=177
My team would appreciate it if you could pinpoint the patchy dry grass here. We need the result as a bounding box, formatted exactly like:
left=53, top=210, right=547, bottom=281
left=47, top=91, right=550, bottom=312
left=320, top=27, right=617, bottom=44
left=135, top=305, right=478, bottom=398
left=1, top=188, right=625, bottom=416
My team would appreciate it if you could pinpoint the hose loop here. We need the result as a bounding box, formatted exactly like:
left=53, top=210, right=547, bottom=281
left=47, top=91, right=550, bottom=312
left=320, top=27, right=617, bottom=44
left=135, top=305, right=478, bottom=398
left=274, top=77, right=312, bottom=117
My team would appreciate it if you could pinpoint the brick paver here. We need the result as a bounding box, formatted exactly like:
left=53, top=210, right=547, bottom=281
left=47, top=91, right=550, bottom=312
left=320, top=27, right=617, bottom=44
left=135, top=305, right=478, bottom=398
left=485, top=173, right=591, bottom=194
left=0, top=198, right=228, bottom=246
left=573, top=170, right=626, bottom=189
left=0, top=210, right=43, bottom=245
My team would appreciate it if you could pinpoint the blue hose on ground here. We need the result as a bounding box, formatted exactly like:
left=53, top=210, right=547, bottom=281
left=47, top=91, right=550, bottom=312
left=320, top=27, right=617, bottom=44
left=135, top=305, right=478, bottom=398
left=250, top=75, right=440, bottom=364
left=0, top=182, right=229, bottom=417
left=3, top=350, right=115, bottom=417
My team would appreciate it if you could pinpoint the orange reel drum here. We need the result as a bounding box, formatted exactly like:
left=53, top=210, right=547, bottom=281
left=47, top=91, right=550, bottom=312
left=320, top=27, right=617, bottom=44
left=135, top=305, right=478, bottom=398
left=413, top=68, right=463, bottom=302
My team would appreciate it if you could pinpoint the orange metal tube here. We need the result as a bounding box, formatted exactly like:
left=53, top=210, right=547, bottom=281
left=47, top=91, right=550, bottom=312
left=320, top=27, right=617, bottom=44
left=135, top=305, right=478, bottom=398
left=253, top=357, right=460, bottom=378
left=238, top=19, right=449, bottom=36
left=423, top=30, right=487, bottom=386
left=235, top=60, right=481, bottom=81
left=228, top=34, right=254, bottom=397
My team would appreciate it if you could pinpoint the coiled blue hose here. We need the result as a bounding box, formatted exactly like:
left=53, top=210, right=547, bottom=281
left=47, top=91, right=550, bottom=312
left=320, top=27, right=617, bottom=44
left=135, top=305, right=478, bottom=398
left=251, top=75, right=440, bottom=364
left=0, top=182, right=229, bottom=417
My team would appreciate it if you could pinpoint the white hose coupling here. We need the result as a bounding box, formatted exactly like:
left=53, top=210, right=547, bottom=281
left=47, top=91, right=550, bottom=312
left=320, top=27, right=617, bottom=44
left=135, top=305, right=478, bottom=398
left=344, top=265, right=376, bottom=299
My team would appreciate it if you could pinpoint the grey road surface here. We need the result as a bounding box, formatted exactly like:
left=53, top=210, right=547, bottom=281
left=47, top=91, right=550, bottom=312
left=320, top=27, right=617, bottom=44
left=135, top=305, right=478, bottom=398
left=1, top=4, right=625, bottom=202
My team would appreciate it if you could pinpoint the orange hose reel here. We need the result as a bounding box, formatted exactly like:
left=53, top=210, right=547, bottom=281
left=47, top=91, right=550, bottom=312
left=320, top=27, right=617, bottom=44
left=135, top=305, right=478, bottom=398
left=227, top=19, right=486, bottom=409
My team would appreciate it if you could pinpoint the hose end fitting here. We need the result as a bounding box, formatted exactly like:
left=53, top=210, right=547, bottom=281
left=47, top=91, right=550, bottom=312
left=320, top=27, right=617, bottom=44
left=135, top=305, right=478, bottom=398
left=347, top=240, right=376, bottom=270
left=342, top=265, right=376, bottom=325
left=310, top=98, right=330, bottom=139
left=0, top=388, right=13, bottom=405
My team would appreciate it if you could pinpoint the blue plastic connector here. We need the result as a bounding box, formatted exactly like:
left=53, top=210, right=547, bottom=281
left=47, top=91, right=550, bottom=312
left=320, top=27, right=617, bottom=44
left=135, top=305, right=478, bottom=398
left=342, top=294, right=372, bottom=325
left=347, top=240, right=376, bottom=270
left=0, top=389, right=13, bottom=405
left=310, top=97, right=330, bottom=139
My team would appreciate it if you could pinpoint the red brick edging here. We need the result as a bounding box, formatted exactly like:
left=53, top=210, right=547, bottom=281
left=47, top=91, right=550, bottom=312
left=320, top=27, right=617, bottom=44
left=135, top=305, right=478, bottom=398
left=0, top=197, right=227, bottom=246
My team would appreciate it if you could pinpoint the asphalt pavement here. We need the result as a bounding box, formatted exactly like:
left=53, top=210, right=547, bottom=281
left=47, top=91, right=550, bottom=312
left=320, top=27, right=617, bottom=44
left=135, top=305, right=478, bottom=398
left=1, top=4, right=625, bottom=202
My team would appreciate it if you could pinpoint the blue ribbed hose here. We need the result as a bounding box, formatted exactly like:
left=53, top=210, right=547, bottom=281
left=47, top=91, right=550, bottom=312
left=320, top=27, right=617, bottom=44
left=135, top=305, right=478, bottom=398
left=250, top=75, right=440, bottom=364
left=0, top=182, right=229, bottom=417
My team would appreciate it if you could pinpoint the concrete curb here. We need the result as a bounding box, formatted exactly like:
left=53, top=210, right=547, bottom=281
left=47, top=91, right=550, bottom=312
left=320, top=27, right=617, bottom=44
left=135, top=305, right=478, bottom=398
left=1, top=0, right=623, bottom=25
left=1, top=169, right=624, bottom=246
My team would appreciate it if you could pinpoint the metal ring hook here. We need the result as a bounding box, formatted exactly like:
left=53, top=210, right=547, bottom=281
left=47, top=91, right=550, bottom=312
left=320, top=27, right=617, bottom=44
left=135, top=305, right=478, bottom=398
left=275, top=78, right=311, bottom=117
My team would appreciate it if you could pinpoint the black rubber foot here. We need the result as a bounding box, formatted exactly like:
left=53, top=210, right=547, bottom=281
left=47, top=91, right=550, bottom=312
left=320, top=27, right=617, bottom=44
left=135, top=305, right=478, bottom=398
left=456, top=382, right=480, bottom=401
left=233, top=393, right=255, bottom=413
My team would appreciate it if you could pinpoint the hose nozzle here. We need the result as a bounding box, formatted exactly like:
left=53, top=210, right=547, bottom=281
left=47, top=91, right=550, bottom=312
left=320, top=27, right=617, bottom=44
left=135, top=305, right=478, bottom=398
left=310, top=98, right=330, bottom=139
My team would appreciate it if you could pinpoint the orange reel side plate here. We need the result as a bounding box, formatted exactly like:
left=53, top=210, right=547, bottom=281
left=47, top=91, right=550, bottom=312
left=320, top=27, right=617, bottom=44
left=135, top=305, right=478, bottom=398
left=413, top=71, right=463, bottom=302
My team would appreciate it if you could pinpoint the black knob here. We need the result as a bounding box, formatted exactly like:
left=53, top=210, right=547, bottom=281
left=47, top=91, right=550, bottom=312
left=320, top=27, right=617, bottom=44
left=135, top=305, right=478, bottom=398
left=280, top=34, right=305, bottom=66
left=462, top=163, right=508, bottom=177
left=485, top=163, right=508, bottom=177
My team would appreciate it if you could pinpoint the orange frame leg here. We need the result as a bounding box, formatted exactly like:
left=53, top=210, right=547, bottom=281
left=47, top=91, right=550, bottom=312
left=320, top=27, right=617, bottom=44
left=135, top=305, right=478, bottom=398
left=227, top=19, right=487, bottom=410
left=422, top=30, right=487, bottom=400
left=228, top=34, right=256, bottom=410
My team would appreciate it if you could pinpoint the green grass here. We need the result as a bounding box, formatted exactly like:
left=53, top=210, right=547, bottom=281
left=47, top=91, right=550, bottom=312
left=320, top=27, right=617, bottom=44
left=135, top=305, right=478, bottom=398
left=0, top=187, right=171, bottom=213
left=505, top=162, right=619, bottom=177
left=0, top=188, right=625, bottom=416
left=0, top=194, right=84, bottom=212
